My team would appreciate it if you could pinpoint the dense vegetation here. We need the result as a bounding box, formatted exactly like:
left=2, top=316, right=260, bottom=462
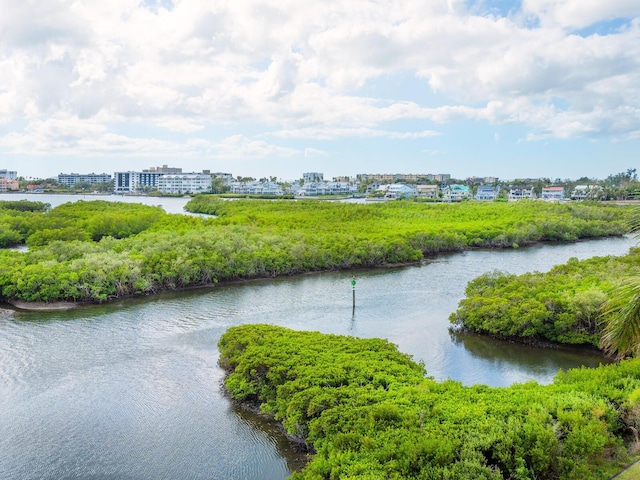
left=449, top=249, right=640, bottom=349
left=219, top=324, right=640, bottom=480
left=185, top=196, right=626, bottom=250
left=0, top=198, right=629, bottom=304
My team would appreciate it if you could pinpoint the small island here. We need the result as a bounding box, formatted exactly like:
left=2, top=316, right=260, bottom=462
left=219, top=324, right=640, bottom=480
left=0, top=197, right=630, bottom=308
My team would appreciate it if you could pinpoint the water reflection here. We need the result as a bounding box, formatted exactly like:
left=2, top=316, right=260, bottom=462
left=449, top=329, right=613, bottom=381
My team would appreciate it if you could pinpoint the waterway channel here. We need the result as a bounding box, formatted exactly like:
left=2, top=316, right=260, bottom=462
left=0, top=193, right=636, bottom=479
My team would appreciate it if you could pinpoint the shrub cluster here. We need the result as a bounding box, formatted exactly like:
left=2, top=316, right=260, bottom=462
left=219, top=324, right=640, bottom=480
left=450, top=248, right=640, bottom=348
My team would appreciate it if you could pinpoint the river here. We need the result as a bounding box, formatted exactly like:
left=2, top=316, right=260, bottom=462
left=0, top=194, right=636, bottom=479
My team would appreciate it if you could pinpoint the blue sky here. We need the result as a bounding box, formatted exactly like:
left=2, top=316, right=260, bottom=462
left=0, top=0, right=638, bottom=181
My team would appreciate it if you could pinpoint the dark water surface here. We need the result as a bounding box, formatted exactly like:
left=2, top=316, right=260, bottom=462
left=0, top=193, right=636, bottom=479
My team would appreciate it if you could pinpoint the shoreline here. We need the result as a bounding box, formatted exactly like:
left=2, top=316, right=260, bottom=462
left=8, top=300, right=83, bottom=311
left=2, top=233, right=629, bottom=313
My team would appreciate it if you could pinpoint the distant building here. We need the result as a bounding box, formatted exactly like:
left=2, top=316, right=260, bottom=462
left=58, top=173, right=112, bottom=187
left=467, top=176, right=499, bottom=185
left=377, top=183, right=414, bottom=199
left=0, top=178, right=19, bottom=192
left=508, top=186, right=535, bottom=201
left=541, top=186, right=565, bottom=202
left=474, top=185, right=498, bottom=201
left=333, top=176, right=351, bottom=182
left=213, top=172, right=234, bottom=184
left=415, top=184, right=439, bottom=199
left=295, top=181, right=354, bottom=196
left=444, top=184, right=472, bottom=201
left=145, top=164, right=182, bottom=173
left=571, top=185, right=601, bottom=201
left=157, top=173, right=212, bottom=194
left=115, top=171, right=161, bottom=193
left=0, top=169, right=17, bottom=180
left=230, top=180, right=284, bottom=195
left=303, top=172, right=324, bottom=183
left=433, top=174, right=451, bottom=183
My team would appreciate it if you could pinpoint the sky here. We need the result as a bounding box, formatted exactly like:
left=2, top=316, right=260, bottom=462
left=0, top=0, right=638, bottom=182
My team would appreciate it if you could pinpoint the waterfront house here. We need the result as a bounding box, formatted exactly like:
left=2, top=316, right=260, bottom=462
left=541, top=186, right=565, bottom=202
left=415, top=184, right=439, bottom=199
left=474, top=185, right=498, bottom=201
left=508, top=186, right=535, bottom=201
left=444, top=184, right=472, bottom=202
left=378, top=183, right=414, bottom=199
left=571, top=185, right=601, bottom=201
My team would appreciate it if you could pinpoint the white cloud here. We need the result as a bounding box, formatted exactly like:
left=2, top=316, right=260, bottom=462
left=521, top=0, right=640, bottom=30
left=0, top=0, right=638, bottom=161
left=271, top=126, right=440, bottom=140
left=213, top=135, right=301, bottom=159
left=304, top=148, right=327, bottom=157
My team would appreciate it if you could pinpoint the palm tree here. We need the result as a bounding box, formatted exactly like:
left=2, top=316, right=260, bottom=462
left=601, top=202, right=640, bottom=358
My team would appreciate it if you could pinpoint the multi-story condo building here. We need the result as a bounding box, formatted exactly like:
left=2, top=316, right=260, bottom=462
left=433, top=174, right=451, bottom=183
left=359, top=173, right=450, bottom=184
left=296, top=181, right=354, bottom=196
left=114, top=171, right=162, bottom=193
left=157, top=173, right=212, bottom=194
left=213, top=172, right=234, bottom=184
left=0, top=178, right=19, bottom=192
left=114, top=166, right=183, bottom=193
left=58, top=173, right=112, bottom=187
left=0, top=169, right=17, bottom=180
left=230, top=181, right=283, bottom=195
left=303, top=172, right=324, bottom=183
left=467, top=176, right=499, bottom=185
left=146, top=164, right=182, bottom=173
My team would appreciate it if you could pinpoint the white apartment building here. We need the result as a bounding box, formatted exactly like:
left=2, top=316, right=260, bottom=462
left=0, top=169, right=17, bottom=180
left=114, top=171, right=163, bottom=193
left=303, top=172, right=324, bottom=183
left=230, top=181, right=283, bottom=195
left=58, top=173, right=112, bottom=187
left=296, top=181, right=354, bottom=196
left=157, top=174, right=212, bottom=194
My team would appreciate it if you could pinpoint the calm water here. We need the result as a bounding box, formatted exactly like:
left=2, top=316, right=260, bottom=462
left=0, top=194, right=636, bottom=479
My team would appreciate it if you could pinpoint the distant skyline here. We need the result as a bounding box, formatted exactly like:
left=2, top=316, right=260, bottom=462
left=0, top=1, right=638, bottom=181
